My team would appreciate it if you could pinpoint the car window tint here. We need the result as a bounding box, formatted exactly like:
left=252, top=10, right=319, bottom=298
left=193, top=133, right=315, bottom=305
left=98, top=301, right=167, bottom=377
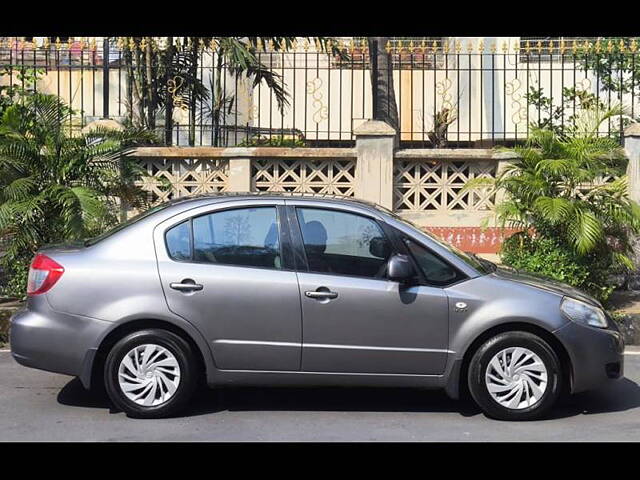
left=192, top=207, right=281, bottom=269
left=296, top=208, right=391, bottom=278
left=165, top=221, right=191, bottom=261
left=405, top=239, right=461, bottom=286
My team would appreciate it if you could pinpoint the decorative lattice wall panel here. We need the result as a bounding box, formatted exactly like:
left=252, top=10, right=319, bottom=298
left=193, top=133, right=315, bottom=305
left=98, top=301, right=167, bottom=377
left=136, top=158, right=229, bottom=205
left=251, top=158, right=357, bottom=196
left=574, top=174, right=621, bottom=200
left=394, top=159, right=497, bottom=212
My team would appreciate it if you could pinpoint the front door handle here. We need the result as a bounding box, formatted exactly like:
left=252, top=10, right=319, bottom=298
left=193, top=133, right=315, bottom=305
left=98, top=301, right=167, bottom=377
left=170, top=279, right=203, bottom=292
left=305, top=290, right=338, bottom=300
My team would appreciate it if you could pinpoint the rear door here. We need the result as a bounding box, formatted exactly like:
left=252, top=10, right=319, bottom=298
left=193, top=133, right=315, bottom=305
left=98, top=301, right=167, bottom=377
left=287, top=201, right=450, bottom=375
left=154, top=199, right=302, bottom=371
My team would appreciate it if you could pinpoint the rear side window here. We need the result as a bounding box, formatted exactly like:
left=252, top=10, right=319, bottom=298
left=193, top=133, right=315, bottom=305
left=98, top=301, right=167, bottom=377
left=165, top=221, right=191, bottom=261
left=165, top=207, right=282, bottom=270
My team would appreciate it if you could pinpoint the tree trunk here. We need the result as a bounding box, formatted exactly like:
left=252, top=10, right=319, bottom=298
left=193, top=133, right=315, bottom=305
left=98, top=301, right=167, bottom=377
left=213, top=52, right=224, bottom=147
left=164, top=37, right=174, bottom=146
left=188, top=37, right=198, bottom=147
left=124, top=48, right=134, bottom=125
left=133, top=40, right=145, bottom=127
left=368, top=37, right=399, bottom=147
left=145, top=37, right=156, bottom=131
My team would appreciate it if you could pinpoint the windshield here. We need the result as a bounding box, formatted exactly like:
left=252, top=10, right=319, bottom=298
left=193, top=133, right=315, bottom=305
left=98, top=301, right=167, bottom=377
left=380, top=208, right=494, bottom=274
left=83, top=204, right=170, bottom=247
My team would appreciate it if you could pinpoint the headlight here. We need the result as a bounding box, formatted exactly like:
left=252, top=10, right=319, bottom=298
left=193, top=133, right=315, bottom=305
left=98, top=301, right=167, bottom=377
left=560, top=297, right=608, bottom=328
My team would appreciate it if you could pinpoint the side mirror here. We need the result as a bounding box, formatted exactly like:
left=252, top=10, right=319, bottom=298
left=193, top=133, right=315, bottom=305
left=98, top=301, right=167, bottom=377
left=387, top=254, right=414, bottom=282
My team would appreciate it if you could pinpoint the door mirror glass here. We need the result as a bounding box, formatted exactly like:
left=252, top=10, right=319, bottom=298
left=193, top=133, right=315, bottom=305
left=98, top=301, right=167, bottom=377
left=387, top=254, right=414, bottom=282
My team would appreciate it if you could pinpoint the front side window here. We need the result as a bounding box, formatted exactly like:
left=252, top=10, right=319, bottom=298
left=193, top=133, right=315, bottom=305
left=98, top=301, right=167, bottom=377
left=382, top=209, right=491, bottom=274
left=296, top=208, right=392, bottom=278
left=165, top=207, right=281, bottom=270
left=405, top=239, right=464, bottom=286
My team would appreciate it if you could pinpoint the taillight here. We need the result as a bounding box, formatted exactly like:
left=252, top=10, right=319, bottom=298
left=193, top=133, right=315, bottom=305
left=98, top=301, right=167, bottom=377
left=26, top=254, right=65, bottom=295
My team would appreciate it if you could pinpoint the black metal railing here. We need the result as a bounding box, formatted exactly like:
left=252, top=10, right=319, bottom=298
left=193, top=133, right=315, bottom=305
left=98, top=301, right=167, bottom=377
left=1, top=37, right=638, bottom=147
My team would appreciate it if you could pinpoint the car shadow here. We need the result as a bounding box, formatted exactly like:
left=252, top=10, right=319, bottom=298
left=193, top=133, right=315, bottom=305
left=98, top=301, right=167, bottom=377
left=182, top=386, right=483, bottom=418
left=56, top=379, right=119, bottom=413
left=546, top=377, right=640, bottom=420
left=56, top=378, right=482, bottom=417
left=56, top=376, right=640, bottom=420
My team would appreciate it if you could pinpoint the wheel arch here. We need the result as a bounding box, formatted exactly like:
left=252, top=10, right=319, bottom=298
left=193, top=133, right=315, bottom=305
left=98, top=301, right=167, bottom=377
left=88, top=318, right=210, bottom=391
left=454, top=322, right=573, bottom=401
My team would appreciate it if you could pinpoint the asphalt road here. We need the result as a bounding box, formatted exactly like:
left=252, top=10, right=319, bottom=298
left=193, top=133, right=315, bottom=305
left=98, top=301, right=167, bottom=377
left=1, top=350, right=640, bottom=441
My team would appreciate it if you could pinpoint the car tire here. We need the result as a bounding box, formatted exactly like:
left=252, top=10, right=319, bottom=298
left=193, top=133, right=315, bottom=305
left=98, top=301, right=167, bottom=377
left=468, top=331, right=563, bottom=421
left=104, top=329, right=199, bottom=419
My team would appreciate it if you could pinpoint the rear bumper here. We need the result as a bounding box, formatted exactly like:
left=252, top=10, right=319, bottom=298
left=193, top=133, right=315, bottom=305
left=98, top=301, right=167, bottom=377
left=10, top=307, right=111, bottom=388
left=554, top=320, right=625, bottom=394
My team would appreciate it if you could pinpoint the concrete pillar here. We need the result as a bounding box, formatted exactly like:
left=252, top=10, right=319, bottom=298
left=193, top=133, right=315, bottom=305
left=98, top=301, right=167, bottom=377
left=490, top=151, right=519, bottom=225
left=625, top=123, right=640, bottom=204
left=227, top=157, right=252, bottom=192
left=624, top=124, right=640, bottom=286
left=354, top=120, right=396, bottom=210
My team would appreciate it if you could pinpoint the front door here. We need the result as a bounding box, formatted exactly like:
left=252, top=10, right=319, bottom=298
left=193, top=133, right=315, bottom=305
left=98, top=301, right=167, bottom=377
left=289, top=204, right=450, bottom=375
left=155, top=200, right=302, bottom=371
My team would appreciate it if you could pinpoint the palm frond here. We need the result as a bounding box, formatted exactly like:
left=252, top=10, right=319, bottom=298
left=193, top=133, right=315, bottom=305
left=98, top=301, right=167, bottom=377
left=460, top=177, right=496, bottom=193
left=494, top=200, right=531, bottom=228
left=533, top=196, right=573, bottom=223
left=567, top=206, right=604, bottom=254
left=2, top=176, right=36, bottom=202
left=534, top=158, right=574, bottom=177
left=612, top=252, right=634, bottom=270
left=0, top=93, right=152, bottom=274
left=573, top=103, right=626, bottom=137
left=217, top=38, right=290, bottom=112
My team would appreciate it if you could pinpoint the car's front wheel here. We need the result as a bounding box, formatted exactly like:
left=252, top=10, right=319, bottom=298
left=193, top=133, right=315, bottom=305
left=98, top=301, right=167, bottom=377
left=104, top=329, right=199, bottom=418
left=468, top=331, right=563, bottom=421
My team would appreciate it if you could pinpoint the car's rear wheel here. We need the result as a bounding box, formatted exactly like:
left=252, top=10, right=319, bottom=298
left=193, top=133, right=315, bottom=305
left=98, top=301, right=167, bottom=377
left=468, top=331, right=563, bottom=421
left=104, top=329, right=198, bottom=418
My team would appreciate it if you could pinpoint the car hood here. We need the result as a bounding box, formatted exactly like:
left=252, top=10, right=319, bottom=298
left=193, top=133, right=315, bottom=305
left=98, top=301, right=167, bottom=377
left=491, top=267, right=602, bottom=308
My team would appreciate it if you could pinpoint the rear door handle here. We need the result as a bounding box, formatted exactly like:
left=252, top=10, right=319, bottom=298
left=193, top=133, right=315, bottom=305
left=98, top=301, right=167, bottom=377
left=170, top=279, right=203, bottom=292
left=305, top=290, right=338, bottom=299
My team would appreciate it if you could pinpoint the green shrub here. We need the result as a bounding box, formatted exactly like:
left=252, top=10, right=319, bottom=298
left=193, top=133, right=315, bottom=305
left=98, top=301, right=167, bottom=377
left=238, top=135, right=306, bottom=147
left=500, top=233, right=616, bottom=303
left=0, top=309, right=12, bottom=345
left=466, top=106, right=640, bottom=304
left=0, top=93, right=156, bottom=298
left=0, top=255, right=30, bottom=300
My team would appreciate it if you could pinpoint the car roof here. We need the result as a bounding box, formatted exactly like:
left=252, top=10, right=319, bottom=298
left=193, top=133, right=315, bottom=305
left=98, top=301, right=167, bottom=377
left=160, top=192, right=390, bottom=214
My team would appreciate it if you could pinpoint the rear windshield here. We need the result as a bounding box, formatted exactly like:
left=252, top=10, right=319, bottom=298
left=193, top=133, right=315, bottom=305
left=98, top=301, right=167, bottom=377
left=83, top=204, right=170, bottom=247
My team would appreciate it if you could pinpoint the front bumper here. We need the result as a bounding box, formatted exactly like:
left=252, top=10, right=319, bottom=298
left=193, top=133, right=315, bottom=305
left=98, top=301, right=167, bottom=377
left=554, top=320, right=625, bottom=394
left=10, top=307, right=111, bottom=388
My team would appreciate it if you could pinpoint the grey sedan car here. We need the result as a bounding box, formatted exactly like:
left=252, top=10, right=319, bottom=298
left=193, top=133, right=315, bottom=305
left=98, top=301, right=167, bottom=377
left=10, top=194, right=624, bottom=420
